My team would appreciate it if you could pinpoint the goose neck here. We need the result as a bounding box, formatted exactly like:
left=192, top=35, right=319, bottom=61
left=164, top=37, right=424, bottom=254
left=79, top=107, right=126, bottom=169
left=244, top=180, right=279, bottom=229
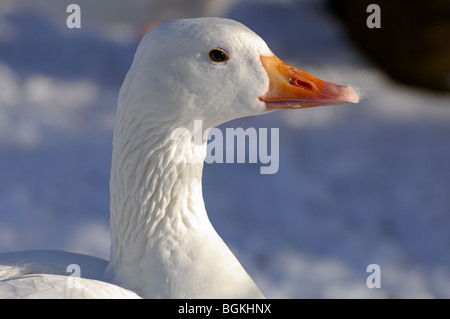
left=106, top=120, right=211, bottom=288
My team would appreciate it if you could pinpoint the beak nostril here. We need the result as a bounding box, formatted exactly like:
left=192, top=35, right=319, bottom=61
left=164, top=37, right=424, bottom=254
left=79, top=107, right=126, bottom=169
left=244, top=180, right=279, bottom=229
left=289, top=77, right=316, bottom=91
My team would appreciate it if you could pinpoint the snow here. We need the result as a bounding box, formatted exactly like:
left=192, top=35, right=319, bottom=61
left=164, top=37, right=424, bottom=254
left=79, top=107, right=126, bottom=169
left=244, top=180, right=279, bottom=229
left=1, top=0, right=450, bottom=298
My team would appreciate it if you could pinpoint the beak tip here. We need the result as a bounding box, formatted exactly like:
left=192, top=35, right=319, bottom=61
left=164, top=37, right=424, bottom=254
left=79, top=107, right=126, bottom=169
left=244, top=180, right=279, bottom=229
left=342, top=86, right=359, bottom=104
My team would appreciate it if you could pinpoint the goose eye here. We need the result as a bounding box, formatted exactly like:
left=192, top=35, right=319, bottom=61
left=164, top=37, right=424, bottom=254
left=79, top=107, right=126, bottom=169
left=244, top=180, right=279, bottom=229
left=208, top=49, right=229, bottom=63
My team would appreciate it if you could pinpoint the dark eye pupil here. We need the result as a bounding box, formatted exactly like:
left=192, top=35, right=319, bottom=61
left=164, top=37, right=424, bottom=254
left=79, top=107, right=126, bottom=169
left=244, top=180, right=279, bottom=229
left=209, top=49, right=228, bottom=63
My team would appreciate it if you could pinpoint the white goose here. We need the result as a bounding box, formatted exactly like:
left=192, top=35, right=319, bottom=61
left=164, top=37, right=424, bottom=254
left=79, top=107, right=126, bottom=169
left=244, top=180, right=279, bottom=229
left=0, top=18, right=358, bottom=298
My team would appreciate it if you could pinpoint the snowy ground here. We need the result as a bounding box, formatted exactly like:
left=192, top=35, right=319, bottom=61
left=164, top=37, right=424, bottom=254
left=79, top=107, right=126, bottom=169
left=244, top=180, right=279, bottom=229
left=1, top=0, right=450, bottom=298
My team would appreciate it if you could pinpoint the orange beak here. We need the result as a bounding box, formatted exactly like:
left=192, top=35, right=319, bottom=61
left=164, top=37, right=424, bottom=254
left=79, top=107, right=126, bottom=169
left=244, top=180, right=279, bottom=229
left=259, top=55, right=359, bottom=110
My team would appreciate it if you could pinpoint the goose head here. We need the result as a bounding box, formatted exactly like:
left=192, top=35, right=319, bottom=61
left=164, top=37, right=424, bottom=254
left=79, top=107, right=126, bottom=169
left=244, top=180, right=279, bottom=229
left=119, top=17, right=358, bottom=131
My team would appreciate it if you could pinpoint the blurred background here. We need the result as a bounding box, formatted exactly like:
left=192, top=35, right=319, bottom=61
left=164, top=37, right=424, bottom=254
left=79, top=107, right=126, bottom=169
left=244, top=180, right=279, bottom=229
left=0, top=0, right=449, bottom=298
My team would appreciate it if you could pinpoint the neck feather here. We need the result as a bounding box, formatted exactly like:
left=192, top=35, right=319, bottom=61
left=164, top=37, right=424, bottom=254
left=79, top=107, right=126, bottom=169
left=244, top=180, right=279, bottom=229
left=106, top=111, right=211, bottom=286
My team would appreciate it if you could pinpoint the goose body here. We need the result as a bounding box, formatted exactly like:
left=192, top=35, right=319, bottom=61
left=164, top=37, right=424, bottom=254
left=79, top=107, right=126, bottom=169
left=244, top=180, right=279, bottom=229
left=0, top=18, right=358, bottom=298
